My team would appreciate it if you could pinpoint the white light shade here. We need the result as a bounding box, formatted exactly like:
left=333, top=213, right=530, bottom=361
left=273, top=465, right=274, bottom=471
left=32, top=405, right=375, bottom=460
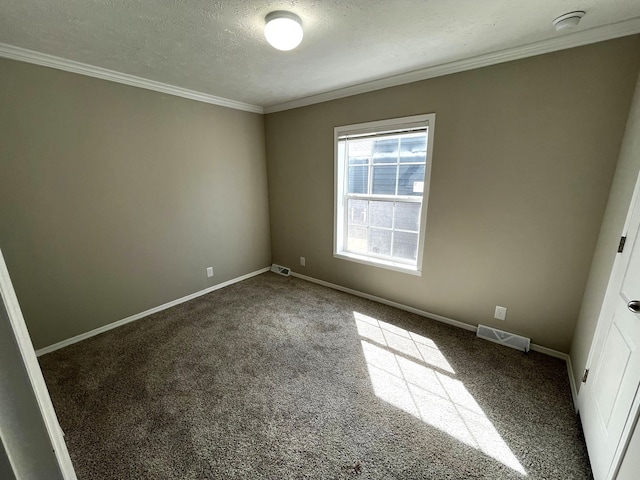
left=264, top=11, right=303, bottom=51
left=552, top=11, right=585, bottom=32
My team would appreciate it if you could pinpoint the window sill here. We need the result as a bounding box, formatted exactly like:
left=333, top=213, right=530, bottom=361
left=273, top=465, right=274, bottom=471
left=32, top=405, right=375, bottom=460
left=334, top=251, right=422, bottom=276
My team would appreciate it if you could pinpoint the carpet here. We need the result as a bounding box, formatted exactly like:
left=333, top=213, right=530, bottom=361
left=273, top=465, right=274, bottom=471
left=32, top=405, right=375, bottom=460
left=39, top=273, right=592, bottom=479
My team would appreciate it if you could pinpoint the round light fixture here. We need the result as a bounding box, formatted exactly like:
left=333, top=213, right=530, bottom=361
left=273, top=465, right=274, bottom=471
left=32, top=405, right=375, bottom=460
left=264, top=11, right=303, bottom=51
left=552, top=11, right=586, bottom=31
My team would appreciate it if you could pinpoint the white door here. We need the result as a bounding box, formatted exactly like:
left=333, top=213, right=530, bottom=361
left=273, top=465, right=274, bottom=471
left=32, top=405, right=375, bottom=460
left=579, top=177, right=640, bottom=480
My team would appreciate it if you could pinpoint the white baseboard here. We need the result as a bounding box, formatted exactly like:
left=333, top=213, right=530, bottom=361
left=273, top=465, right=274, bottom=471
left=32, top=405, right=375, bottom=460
left=36, top=266, right=581, bottom=411
left=290, top=272, right=477, bottom=333
left=527, top=343, right=578, bottom=412
left=290, top=271, right=579, bottom=410
left=566, top=356, right=579, bottom=412
left=36, top=266, right=270, bottom=356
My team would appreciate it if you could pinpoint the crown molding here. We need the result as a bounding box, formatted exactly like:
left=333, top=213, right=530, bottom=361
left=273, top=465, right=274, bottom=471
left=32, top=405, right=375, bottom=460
left=0, top=43, right=264, bottom=114
left=264, top=17, right=640, bottom=114
left=2, top=16, right=639, bottom=116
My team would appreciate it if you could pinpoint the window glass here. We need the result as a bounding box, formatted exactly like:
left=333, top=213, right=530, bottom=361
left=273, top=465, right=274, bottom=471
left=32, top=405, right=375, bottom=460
left=394, top=203, right=421, bottom=232
left=348, top=139, right=372, bottom=165
left=348, top=166, right=368, bottom=194
left=398, top=165, right=425, bottom=196
left=347, top=226, right=367, bottom=254
left=369, top=228, right=392, bottom=256
left=393, top=232, right=419, bottom=261
left=370, top=201, right=394, bottom=228
left=372, top=138, right=399, bottom=164
left=348, top=199, right=368, bottom=226
left=399, top=136, right=427, bottom=163
left=372, top=166, right=397, bottom=195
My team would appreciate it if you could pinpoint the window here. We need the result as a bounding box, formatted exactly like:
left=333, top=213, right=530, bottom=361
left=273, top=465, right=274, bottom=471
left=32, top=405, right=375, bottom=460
left=334, top=114, right=435, bottom=275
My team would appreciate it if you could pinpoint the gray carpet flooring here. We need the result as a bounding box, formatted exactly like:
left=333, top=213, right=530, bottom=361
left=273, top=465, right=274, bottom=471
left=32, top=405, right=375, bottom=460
left=39, top=273, right=593, bottom=479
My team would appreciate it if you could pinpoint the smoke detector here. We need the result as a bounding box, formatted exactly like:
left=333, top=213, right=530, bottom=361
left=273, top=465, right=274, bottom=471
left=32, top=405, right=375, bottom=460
left=553, top=11, right=586, bottom=31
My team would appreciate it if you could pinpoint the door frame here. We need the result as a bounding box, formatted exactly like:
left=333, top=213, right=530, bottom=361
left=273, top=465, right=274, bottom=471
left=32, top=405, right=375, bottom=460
left=0, top=248, right=77, bottom=479
left=577, top=170, right=640, bottom=480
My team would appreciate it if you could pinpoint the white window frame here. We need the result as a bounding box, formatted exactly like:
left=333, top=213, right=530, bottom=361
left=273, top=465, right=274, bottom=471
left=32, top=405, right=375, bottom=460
left=333, top=113, right=435, bottom=276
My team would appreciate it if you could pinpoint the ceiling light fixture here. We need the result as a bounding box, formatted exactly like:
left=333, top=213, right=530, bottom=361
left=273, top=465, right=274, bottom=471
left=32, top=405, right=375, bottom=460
left=552, top=11, right=586, bottom=32
left=264, top=11, right=303, bottom=51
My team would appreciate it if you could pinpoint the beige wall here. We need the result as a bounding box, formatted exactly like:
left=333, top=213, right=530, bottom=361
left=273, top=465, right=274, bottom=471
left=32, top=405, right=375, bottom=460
left=265, top=36, right=640, bottom=353
left=570, top=73, right=640, bottom=386
left=0, top=58, right=271, bottom=350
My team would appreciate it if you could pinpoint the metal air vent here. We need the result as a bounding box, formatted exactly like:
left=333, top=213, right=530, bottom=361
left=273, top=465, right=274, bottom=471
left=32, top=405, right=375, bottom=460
left=477, top=324, right=530, bottom=352
left=270, top=264, right=291, bottom=276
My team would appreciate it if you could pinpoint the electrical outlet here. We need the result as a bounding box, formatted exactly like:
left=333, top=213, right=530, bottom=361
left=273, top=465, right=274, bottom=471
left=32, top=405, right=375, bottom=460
left=300, top=256, right=306, bottom=267
left=206, top=267, right=214, bottom=278
left=494, top=306, right=507, bottom=321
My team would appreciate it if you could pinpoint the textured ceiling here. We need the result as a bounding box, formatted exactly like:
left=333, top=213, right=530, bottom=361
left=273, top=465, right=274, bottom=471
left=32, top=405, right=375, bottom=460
left=1, top=0, right=640, bottom=109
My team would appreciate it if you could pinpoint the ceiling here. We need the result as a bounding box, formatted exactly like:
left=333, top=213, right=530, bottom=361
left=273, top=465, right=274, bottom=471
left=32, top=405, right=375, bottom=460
left=1, top=1, right=640, bottom=113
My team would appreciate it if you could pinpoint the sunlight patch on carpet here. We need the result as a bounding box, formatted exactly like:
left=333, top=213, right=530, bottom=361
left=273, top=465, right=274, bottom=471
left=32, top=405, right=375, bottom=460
left=354, top=312, right=526, bottom=476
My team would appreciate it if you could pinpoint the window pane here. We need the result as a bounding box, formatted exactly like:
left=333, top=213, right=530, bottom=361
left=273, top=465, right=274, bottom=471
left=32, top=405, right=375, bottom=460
left=348, top=166, right=369, bottom=194
left=348, top=157, right=368, bottom=165
left=372, top=138, right=399, bottom=164
left=372, top=165, right=397, bottom=195
left=347, top=225, right=367, bottom=254
left=397, top=164, right=425, bottom=196
left=369, top=228, right=392, bottom=256
left=393, top=231, right=419, bottom=260
left=399, top=135, right=427, bottom=163
left=348, top=139, right=372, bottom=165
left=394, top=202, right=421, bottom=232
left=370, top=201, right=393, bottom=228
left=347, top=199, right=368, bottom=226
